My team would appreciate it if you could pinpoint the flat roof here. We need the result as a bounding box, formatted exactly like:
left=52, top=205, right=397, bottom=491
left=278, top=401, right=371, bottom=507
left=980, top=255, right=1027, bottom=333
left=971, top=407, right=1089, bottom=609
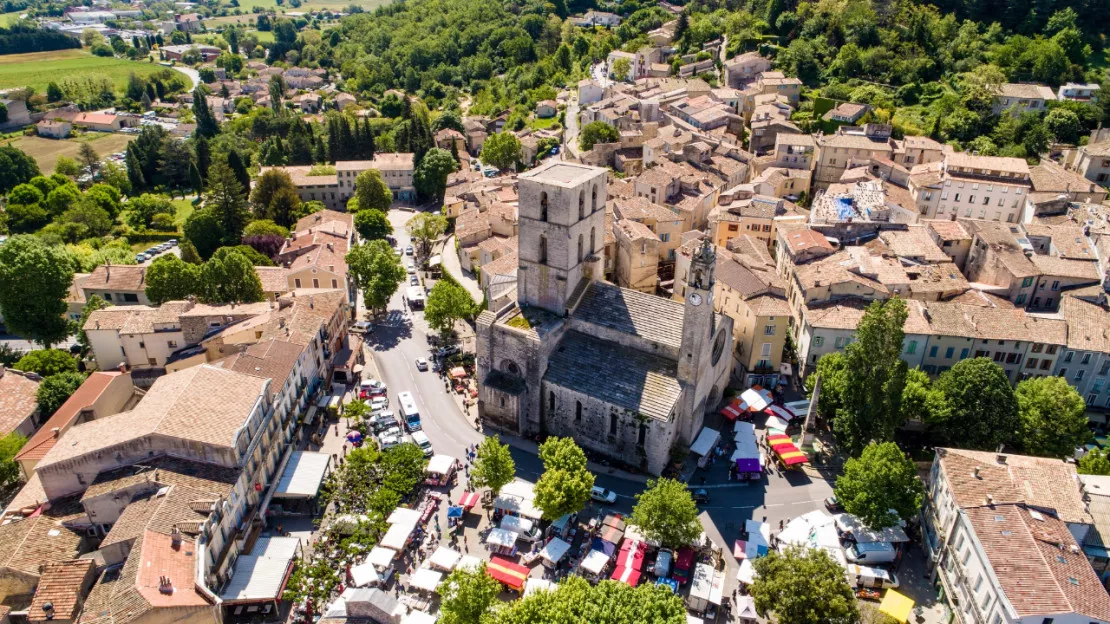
left=522, top=162, right=605, bottom=188
left=273, top=451, right=331, bottom=499
left=219, top=536, right=299, bottom=603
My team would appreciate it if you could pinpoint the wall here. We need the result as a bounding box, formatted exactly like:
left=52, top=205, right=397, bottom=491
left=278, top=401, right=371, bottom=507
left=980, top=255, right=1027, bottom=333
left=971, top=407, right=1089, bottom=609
left=925, top=178, right=1029, bottom=224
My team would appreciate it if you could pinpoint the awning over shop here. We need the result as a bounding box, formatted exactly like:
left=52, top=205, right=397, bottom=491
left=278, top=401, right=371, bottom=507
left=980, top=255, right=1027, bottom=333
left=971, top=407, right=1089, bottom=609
left=616, top=540, right=646, bottom=570
left=740, top=387, right=771, bottom=412
left=879, top=590, right=915, bottom=623
left=486, top=556, right=528, bottom=590
left=273, top=451, right=331, bottom=499
left=368, top=546, right=397, bottom=567
left=540, top=537, right=570, bottom=564
left=409, top=567, right=443, bottom=593
left=428, top=255, right=442, bottom=268
left=426, top=454, right=456, bottom=476
left=689, top=427, right=720, bottom=457
left=429, top=547, right=461, bottom=571
left=388, top=507, right=422, bottom=525
left=610, top=565, right=641, bottom=586
left=486, top=527, right=517, bottom=548
left=350, top=561, right=382, bottom=587
left=580, top=549, right=610, bottom=575
left=219, top=536, right=299, bottom=603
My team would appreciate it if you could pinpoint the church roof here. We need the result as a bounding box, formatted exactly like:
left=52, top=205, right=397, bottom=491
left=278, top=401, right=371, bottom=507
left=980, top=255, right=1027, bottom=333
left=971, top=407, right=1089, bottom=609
left=545, top=331, right=681, bottom=421
left=572, top=281, right=686, bottom=350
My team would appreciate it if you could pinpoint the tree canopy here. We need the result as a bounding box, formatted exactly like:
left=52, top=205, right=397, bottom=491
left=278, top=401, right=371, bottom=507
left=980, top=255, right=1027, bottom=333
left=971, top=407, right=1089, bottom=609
left=490, top=576, right=686, bottom=624
left=407, top=213, right=448, bottom=257
left=481, top=132, right=522, bottom=171
left=425, top=280, right=476, bottom=335
left=579, top=121, right=620, bottom=151
left=14, top=349, right=77, bottom=377
left=470, top=435, right=516, bottom=497
left=0, top=235, right=74, bottom=347
left=630, top=477, right=703, bottom=549
left=201, top=248, right=265, bottom=305
left=145, top=254, right=202, bottom=305
left=35, top=372, right=86, bottom=420
left=0, top=432, right=27, bottom=489
left=932, top=358, right=1019, bottom=450
left=354, top=209, right=393, bottom=241
left=750, top=546, right=860, bottom=624
left=534, top=436, right=595, bottom=520
left=834, top=442, right=925, bottom=529
left=346, top=240, right=406, bottom=312
left=353, top=169, right=393, bottom=212
left=437, top=564, right=502, bottom=624
left=1014, top=375, right=1090, bottom=458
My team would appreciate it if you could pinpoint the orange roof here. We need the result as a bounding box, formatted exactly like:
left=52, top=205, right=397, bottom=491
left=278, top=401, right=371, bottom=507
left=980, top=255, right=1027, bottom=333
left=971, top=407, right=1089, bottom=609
left=15, top=372, right=122, bottom=463
left=134, top=530, right=209, bottom=608
left=75, top=113, right=118, bottom=125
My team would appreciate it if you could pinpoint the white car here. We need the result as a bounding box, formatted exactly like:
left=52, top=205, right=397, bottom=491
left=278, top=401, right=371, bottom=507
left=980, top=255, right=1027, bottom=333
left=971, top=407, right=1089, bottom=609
left=590, top=486, right=617, bottom=504
left=405, top=246, right=414, bottom=256
left=370, top=397, right=389, bottom=412
left=415, top=357, right=429, bottom=371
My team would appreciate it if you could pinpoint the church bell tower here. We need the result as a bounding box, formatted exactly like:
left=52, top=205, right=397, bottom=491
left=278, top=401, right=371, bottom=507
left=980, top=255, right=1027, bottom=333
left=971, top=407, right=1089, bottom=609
left=677, top=237, right=718, bottom=439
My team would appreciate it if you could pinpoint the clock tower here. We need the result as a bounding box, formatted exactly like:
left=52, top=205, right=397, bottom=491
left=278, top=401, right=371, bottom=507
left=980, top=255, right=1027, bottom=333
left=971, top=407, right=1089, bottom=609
left=676, top=237, right=719, bottom=440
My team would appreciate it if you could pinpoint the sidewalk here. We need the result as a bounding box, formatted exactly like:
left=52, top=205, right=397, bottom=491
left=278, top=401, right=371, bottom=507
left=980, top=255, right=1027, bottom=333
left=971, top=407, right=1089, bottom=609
left=438, top=234, right=483, bottom=303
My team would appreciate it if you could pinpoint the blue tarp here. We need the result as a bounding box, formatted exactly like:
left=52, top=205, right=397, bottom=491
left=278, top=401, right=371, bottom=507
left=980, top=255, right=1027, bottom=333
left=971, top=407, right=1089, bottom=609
left=657, top=578, right=678, bottom=593
left=836, top=197, right=854, bottom=220
left=591, top=537, right=616, bottom=557
left=447, top=506, right=464, bottom=518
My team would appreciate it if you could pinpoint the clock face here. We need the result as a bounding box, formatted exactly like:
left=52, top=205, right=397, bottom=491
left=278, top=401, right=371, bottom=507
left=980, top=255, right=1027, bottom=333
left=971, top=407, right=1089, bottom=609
left=689, top=293, right=702, bottom=306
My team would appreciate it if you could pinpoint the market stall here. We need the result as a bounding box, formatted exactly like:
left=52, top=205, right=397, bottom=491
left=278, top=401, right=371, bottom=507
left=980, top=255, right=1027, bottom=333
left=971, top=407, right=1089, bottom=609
left=687, top=563, right=725, bottom=614
left=673, top=547, right=695, bottom=584
left=765, top=404, right=796, bottom=423
left=879, top=590, right=915, bottom=623
left=736, top=596, right=759, bottom=624
left=486, top=527, right=519, bottom=556
left=344, top=587, right=407, bottom=624
left=458, top=491, right=481, bottom=510
left=731, top=421, right=762, bottom=478
left=524, top=578, right=557, bottom=597
left=740, top=387, right=771, bottom=412
left=764, top=415, right=790, bottom=433
left=580, top=549, right=611, bottom=579
left=486, top=556, right=529, bottom=591
left=689, top=427, right=721, bottom=468
left=598, top=514, right=626, bottom=546
left=381, top=521, right=417, bottom=551
left=539, top=537, right=571, bottom=568
left=368, top=546, right=398, bottom=568
left=428, top=546, right=461, bottom=572
left=737, top=558, right=757, bottom=586
left=610, top=565, right=641, bottom=586
left=425, top=454, right=457, bottom=486
left=409, top=568, right=443, bottom=594
left=349, top=561, right=382, bottom=587
left=616, top=540, right=646, bottom=571
left=733, top=519, right=771, bottom=560
left=457, top=555, right=482, bottom=572
left=388, top=508, right=422, bottom=525
left=493, top=479, right=543, bottom=521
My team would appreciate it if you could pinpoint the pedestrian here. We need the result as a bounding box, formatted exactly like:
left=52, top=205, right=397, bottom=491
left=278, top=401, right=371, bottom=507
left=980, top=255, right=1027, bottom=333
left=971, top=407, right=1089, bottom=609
left=779, top=519, right=784, bottom=530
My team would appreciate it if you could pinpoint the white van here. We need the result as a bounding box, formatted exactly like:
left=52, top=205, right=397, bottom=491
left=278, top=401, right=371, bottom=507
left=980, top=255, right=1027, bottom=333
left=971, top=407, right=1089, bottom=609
left=845, top=541, right=897, bottom=565
left=410, top=430, right=433, bottom=457
left=500, top=515, right=541, bottom=542
left=654, top=549, right=673, bottom=578
left=846, top=564, right=899, bottom=589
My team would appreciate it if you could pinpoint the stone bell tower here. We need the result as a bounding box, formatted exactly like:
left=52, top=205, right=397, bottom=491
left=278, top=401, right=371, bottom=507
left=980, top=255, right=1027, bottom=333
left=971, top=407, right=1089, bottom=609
left=516, top=162, right=608, bottom=315
left=676, top=237, right=718, bottom=440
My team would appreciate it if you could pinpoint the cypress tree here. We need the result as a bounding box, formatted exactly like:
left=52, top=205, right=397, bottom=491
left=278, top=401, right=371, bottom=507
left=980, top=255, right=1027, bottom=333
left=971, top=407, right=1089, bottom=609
left=227, top=150, right=251, bottom=191
left=125, top=145, right=146, bottom=191
left=195, top=135, right=211, bottom=180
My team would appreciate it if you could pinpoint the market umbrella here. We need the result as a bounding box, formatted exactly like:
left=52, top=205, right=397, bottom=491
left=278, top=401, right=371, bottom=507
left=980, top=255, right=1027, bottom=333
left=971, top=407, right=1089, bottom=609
left=879, top=590, right=915, bottom=623
left=446, top=506, right=464, bottom=518
left=656, top=578, right=678, bottom=593
left=720, top=399, right=744, bottom=420
left=450, top=367, right=467, bottom=379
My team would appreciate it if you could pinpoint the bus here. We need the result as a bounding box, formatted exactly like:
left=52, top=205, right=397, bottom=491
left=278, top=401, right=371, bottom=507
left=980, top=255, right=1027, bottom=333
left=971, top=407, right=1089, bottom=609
left=398, top=391, right=421, bottom=431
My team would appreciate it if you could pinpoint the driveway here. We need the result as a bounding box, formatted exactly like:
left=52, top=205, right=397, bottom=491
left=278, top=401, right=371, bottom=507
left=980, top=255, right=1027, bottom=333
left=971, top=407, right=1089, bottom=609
left=170, top=64, right=200, bottom=90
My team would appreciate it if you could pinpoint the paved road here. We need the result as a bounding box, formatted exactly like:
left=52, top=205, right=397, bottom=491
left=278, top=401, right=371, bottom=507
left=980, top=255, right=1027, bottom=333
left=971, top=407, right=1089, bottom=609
left=170, top=64, right=200, bottom=90
left=437, top=234, right=483, bottom=303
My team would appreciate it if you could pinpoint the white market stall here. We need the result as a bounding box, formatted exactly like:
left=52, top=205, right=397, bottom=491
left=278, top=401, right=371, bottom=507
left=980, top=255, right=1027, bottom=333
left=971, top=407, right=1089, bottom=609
left=381, top=521, right=417, bottom=551
left=388, top=508, right=422, bottom=525
left=344, top=587, right=407, bottom=624
left=486, top=527, right=519, bottom=556
left=457, top=555, right=482, bottom=572
left=689, top=427, right=721, bottom=467
left=425, top=454, right=457, bottom=486
left=580, top=549, right=611, bottom=578
left=368, top=546, right=398, bottom=568
left=429, top=546, right=462, bottom=572
left=687, top=563, right=725, bottom=614
left=737, top=558, right=757, bottom=585
left=349, top=561, right=382, bottom=587
left=493, top=479, right=543, bottom=520
left=731, top=421, right=762, bottom=477
left=740, top=388, right=771, bottom=412
left=539, top=537, right=571, bottom=568
left=736, top=596, right=759, bottom=624
left=500, top=515, right=534, bottom=535
left=409, top=567, right=444, bottom=594
left=524, top=577, right=557, bottom=597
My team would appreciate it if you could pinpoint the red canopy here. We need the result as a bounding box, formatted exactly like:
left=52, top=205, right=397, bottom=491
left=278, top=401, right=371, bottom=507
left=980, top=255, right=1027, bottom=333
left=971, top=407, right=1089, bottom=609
left=458, top=491, right=481, bottom=509
left=616, top=540, right=646, bottom=570
left=766, top=434, right=792, bottom=443
left=610, top=565, right=641, bottom=586
left=599, top=524, right=624, bottom=544
left=720, top=399, right=743, bottom=420
left=486, top=556, right=528, bottom=590
left=675, top=547, right=695, bottom=571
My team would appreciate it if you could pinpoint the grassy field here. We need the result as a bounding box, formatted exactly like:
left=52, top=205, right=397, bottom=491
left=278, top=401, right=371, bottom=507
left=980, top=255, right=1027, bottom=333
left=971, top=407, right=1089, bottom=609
left=171, top=199, right=195, bottom=228
left=1, top=9, right=25, bottom=25
left=5, top=133, right=135, bottom=173
left=0, top=50, right=169, bottom=94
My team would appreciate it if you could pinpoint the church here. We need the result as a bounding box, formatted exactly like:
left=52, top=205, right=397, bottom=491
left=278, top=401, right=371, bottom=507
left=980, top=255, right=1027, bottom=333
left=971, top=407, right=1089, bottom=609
left=475, top=162, right=734, bottom=475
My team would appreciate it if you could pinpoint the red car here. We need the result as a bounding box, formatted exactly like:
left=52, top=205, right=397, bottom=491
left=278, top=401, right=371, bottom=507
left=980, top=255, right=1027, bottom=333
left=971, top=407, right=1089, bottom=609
left=359, top=379, right=387, bottom=399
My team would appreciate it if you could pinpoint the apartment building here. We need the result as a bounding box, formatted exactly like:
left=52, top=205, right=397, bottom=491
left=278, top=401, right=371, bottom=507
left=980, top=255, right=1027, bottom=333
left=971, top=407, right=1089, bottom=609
left=991, top=82, right=1057, bottom=116
left=771, top=133, right=816, bottom=171
left=814, top=125, right=945, bottom=191
left=1055, top=291, right=1110, bottom=409
left=922, top=448, right=1110, bottom=624
left=612, top=195, right=684, bottom=262
left=1073, top=139, right=1110, bottom=186
left=911, top=153, right=1032, bottom=223
left=709, top=187, right=806, bottom=251
left=259, top=153, right=415, bottom=211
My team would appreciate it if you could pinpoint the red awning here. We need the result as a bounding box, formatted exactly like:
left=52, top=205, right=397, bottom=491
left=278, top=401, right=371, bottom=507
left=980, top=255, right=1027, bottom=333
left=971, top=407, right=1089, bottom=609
left=450, top=367, right=467, bottom=379
left=765, top=404, right=796, bottom=421
left=486, top=556, right=528, bottom=590
left=600, top=524, right=624, bottom=544
left=610, top=565, right=641, bottom=586
left=766, top=434, right=792, bottom=443
left=721, top=399, right=744, bottom=420
left=675, top=547, right=695, bottom=571
left=458, top=491, right=481, bottom=509
left=616, top=540, right=646, bottom=571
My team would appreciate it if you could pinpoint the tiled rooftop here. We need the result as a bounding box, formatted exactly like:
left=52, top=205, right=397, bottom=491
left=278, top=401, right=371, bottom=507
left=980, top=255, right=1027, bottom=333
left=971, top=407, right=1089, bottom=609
left=572, top=281, right=686, bottom=350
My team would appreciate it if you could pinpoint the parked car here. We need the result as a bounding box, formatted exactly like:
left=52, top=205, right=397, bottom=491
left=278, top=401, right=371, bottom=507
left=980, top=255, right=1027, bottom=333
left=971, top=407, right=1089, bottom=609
left=410, top=275, right=420, bottom=286
left=410, top=430, right=433, bottom=457
left=415, top=357, right=429, bottom=371
left=405, top=246, right=414, bottom=256
left=359, top=379, right=387, bottom=399
left=135, top=253, right=148, bottom=263
left=691, top=489, right=711, bottom=504
left=370, top=396, right=389, bottom=412
left=590, top=486, right=617, bottom=504
left=437, top=345, right=460, bottom=358
left=845, top=541, right=897, bottom=565
left=824, top=495, right=843, bottom=512
left=352, top=321, right=374, bottom=333
left=167, top=239, right=178, bottom=246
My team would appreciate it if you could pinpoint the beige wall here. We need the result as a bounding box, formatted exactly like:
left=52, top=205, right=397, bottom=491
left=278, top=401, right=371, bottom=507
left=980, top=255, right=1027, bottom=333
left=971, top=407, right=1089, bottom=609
left=922, top=178, right=1029, bottom=223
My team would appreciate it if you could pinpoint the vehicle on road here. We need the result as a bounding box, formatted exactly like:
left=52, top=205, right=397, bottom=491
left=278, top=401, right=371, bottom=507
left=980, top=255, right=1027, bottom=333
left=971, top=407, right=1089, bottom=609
left=405, top=245, right=414, bottom=255
left=352, top=321, right=374, bottom=333
left=410, top=275, right=420, bottom=286
left=369, top=396, right=389, bottom=412
left=410, top=430, right=433, bottom=457
left=824, top=495, right=843, bottom=512
left=398, top=390, right=421, bottom=431
left=359, top=379, right=387, bottom=398
left=846, top=564, right=899, bottom=589
left=415, top=357, right=428, bottom=371
left=394, top=247, right=403, bottom=256
left=653, top=549, right=673, bottom=577
left=691, top=489, right=711, bottom=504
left=590, top=486, right=617, bottom=504
left=845, top=541, right=897, bottom=565
left=135, top=253, right=148, bottom=263
left=369, top=411, right=397, bottom=432
left=437, top=345, right=460, bottom=358
left=378, top=432, right=402, bottom=450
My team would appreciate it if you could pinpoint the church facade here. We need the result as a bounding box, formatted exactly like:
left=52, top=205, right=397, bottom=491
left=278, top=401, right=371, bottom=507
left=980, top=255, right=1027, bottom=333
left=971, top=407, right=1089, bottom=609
left=475, top=162, right=734, bottom=475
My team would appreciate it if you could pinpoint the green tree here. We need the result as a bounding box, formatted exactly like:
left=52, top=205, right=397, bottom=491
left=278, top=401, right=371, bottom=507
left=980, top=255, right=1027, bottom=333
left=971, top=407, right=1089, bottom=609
left=481, top=132, right=522, bottom=171
left=579, top=121, right=620, bottom=151
left=77, top=142, right=100, bottom=174
left=180, top=239, right=202, bottom=264
left=76, top=295, right=110, bottom=356
left=425, top=280, right=476, bottom=335
left=184, top=207, right=225, bottom=259
left=201, top=248, right=264, bottom=304
left=218, top=245, right=274, bottom=266
left=470, top=435, right=516, bottom=497
left=243, top=219, right=290, bottom=238
left=251, top=169, right=299, bottom=222
left=145, top=254, right=202, bottom=304
left=53, top=156, right=80, bottom=178
left=834, top=442, right=924, bottom=529
left=205, top=160, right=251, bottom=246
left=352, top=169, right=393, bottom=212
left=750, top=546, right=860, bottom=624
left=413, top=147, right=457, bottom=201
left=491, top=576, right=685, bottom=624
left=354, top=209, right=392, bottom=241
left=1079, top=449, right=1110, bottom=476
left=534, top=436, right=594, bottom=520
left=437, top=563, right=502, bottom=624
left=0, top=432, right=27, bottom=489
left=832, top=298, right=909, bottom=457
left=407, top=212, right=448, bottom=257
left=0, top=235, right=74, bottom=347
left=192, top=85, right=219, bottom=137
left=14, top=349, right=77, bottom=377
left=1014, top=375, right=1090, bottom=458
left=611, top=56, right=632, bottom=81
left=932, top=358, right=1018, bottom=450
left=60, top=200, right=113, bottom=239
left=1044, top=108, right=1082, bottom=144
left=269, top=188, right=302, bottom=228
left=0, top=146, right=41, bottom=194
left=47, top=82, right=64, bottom=103
left=125, top=194, right=175, bottom=230
left=344, top=399, right=370, bottom=427
left=629, top=477, right=702, bottom=549
left=35, top=372, right=86, bottom=420
left=85, top=184, right=122, bottom=218
left=346, top=240, right=406, bottom=312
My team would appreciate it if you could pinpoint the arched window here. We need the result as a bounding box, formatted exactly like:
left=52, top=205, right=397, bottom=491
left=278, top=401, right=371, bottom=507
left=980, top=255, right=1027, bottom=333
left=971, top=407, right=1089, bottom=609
left=590, top=227, right=596, bottom=254
left=577, top=234, right=583, bottom=263
left=591, top=185, right=598, bottom=212
left=540, top=191, right=548, bottom=222
left=539, top=235, right=547, bottom=264
left=578, top=191, right=585, bottom=219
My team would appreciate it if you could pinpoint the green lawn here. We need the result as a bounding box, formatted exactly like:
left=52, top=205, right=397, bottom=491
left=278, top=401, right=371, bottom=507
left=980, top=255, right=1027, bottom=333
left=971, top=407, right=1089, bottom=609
left=530, top=115, right=562, bottom=130
left=1, top=9, right=25, bottom=24
left=171, top=199, right=195, bottom=228
left=0, top=50, right=170, bottom=94
left=6, top=133, right=135, bottom=174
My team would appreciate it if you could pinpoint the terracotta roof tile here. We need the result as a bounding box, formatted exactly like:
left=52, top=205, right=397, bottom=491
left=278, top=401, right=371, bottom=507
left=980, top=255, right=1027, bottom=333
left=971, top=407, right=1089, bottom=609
left=0, top=367, right=40, bottom=436
left=15, top=372, right=124, bottom=463
left=28, top=559, right=95, bottom=621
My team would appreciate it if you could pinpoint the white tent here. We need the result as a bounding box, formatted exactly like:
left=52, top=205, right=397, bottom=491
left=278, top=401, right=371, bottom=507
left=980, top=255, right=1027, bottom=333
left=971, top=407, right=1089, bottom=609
left=324, top=596, right=348, bottom=618
left=499, top=515, right=534, bottom=535
left=736, top=596, right=758, bottom=621
left=426, top=454, right=456, bottom=476
left=737, top=558, right=757, bottom=585
left=524, top=578, right=556, bottom=597
left=539, top=537, right=570, bottom=564
left=765, top=415, right=790, bottom=432
left=832, top=513, right=909, bottom=543
left=777, top=510, right=836, bottom=548
left=457, top=555, right=482, bottom=572
left=387, top=508, right=422, bottom=525
left=381, top=521, right=416, bottom=550
left=580, top=549, right=610, bottom=575
left=368, top=546, right=398, bottom=568
left=429, top=546, right=462, bottom=572
left=349, top=561, right=382, bottom=587
left=688, top=563, right=725, bottom=611
left=689, top=427, right=720, bottom=457
left=493, top=479, right=542, bottom=520
left=409, top=567, right=444, bottom=593
left=401, top=611, right=437, bottom=624
left=623, top=524, right=660, bottom=548
left=739, top=388, right=771, bottom=412
left=486, top=527, right=518, bottom=548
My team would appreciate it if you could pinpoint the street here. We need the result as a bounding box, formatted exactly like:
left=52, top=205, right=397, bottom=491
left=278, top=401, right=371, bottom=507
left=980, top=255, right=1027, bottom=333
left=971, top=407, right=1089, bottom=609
left=353, top=208, right=837, bottom=596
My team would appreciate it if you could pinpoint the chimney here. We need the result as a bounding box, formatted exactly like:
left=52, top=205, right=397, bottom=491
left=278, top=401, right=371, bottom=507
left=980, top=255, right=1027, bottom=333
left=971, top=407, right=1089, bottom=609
left=43, top=601, right=55, bottom=620
left=973, top=466, right=981, bottom=478
left=986, top=494, right=994, bottom=505
left=51, top=427, right=60, bottom=438
left=171, top=526, right=183, bottom=548
left=159, top=575, right=173, bottom=594
left=996, top=454, right=1008, bottom=465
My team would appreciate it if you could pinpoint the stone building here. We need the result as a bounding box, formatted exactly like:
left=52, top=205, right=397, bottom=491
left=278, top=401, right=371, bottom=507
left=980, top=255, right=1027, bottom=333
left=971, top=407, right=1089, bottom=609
left=475, top=162, right=734, bottom=474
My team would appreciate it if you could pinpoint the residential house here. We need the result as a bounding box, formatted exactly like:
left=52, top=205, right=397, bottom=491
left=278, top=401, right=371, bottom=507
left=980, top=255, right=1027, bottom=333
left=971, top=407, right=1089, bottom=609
left=535, top=100, right=558, bottom=119
left=0, top=366, right=41, bottom=441
left=37, top=119, right=72, bottom=138
left=612, top=218, right=660, bottom=293
left=822, top=102, right=870, bottom=124
left=26, top=559, right=97, bottom=624
left=577, top=79, right=604, bottom=105
left=911, top=152, right=1032, bottom=223
left=73, top=112, right=120, bottom=133
left=1057, top=83, right=1101, bottom=102
left=160, top=44, right=220, bottom=62
left=335, top=92, right=357, bottom=110
left=160, top=12, right=202, bottom=32
left=1071, top=136, right=1110, bottom=186
left=991, top=83, right=1057, bottom=116
left=723, top=52, right=772, bottom=89
left=709, top=187, right=806, bottom=252
left=434, top=128, right=466, bottom=154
